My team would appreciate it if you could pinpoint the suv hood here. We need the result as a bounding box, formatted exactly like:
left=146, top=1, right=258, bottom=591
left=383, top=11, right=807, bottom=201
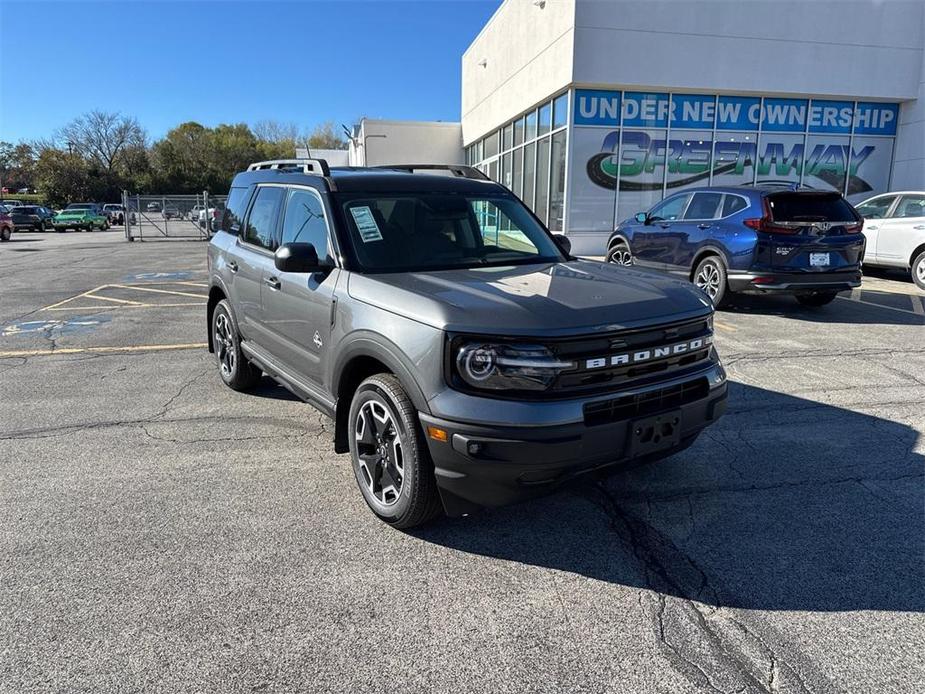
left=347, top=260, right=712, bottom=336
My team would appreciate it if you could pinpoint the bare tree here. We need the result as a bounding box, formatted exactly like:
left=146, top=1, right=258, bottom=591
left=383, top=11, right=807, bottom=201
left=58, top=111, right=146, bottom=172
left=307, top=121, right=347, bottom=150
left=252, top=120, right=301, bottom=143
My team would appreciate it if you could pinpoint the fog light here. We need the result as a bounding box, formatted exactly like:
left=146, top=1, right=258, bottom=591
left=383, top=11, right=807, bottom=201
left=467, top=442, right=483, bottom=456
left=427, top=426, right=448, bottom=442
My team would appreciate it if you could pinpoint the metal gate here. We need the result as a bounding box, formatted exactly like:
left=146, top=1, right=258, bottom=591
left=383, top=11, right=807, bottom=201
left=123, top=192, right=227, bottom=241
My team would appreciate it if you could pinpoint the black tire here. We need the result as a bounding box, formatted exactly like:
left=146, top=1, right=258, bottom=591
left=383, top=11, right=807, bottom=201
left=348, top=373, right=442, bottom=529
left=211, top=299, right=261, bottom=391
left=692, top=256, right=728, bottom=307
left=606, top=241, right=633, bottom=266
left=796, top=292, right=838, bottom=307
left=0, top=225, right=10, bottom=241
left=39, top=221, right=46, bottom=232
left=912, top=250, right=925, bottom=291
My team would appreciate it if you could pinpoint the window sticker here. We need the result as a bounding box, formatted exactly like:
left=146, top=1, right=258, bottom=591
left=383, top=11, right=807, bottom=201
left=349, top=206, right=383, bottom=242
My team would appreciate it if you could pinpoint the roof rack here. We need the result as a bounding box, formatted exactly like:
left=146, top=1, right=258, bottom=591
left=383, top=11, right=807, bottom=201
left=247, top=158, right=331, bottom=176
left=373, top=164, right=489, bottom=181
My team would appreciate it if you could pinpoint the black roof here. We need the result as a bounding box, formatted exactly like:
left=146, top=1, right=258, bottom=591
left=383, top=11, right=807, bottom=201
left=231, top=164, right=505, bottom=196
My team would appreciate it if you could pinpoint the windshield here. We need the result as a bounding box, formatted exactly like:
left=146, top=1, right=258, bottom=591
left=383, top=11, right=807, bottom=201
left=67, top=204, right=93, bottom=210
left=337, top=192, right=564, bottom=272
left=61, top=208, right=86, bottom=214
left=17, top=206, right=38, bottom=214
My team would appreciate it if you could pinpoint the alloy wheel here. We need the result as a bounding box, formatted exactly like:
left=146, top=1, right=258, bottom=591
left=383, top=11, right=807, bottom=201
left=354, top=401, right=404, bottom=506
left=609, top=246, right=632, bottom=266
left=695, top=263, right=721, bottom=298
left=916, top=258, right=925, bottom=283
left=214, top=312, right=236, bottom=377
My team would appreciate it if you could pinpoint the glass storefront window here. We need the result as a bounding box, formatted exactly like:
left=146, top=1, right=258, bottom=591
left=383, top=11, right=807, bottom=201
left=502, top=124, right=513, bottom=152
left=538, top=103, right=551, bottom=137
left=488, top=159, right=499, bottom=183
left=553, top=93, right=568, bottom=130
left=803, top=135, right=849, bottom=193
left=514, top=116, right=524, bottom=147
left=845, top=136, right=894, bottom=202
left=666, top=130, right=713, bottom=194
left=525, top=110, right=537, bottom=142
left=523, top=142, right=536, bottom=209
left=484, top=130, right=500, bottom=159
left=755, top=132, right=805, bottom=187
left=616, top=128, right=669, bottom=220
left=536, top=136, right=550, bottom=224
left=502, top=151, right=513, bottom=189
left=512, top=147, right=523, bottom=198
left=712, top=132, right=757, bottom=186
left=549, top=130, right=567, bottom=231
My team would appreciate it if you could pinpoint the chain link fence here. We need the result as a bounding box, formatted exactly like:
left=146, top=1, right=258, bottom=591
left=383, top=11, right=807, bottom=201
left=123, top=192, right=227, bottom=241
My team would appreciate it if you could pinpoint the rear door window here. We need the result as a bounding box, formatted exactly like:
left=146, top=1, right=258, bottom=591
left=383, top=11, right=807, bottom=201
left=683, top=193, right=723, bottom=220
left=767, top=193, right=858, bottom=222
left=243, top=186, right=284, bottom=250
left=891, top=194, right=925, bottom=219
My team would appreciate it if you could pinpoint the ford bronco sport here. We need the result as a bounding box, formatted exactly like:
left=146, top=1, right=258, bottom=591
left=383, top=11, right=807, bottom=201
left=207, top=159, right=728, bottom=528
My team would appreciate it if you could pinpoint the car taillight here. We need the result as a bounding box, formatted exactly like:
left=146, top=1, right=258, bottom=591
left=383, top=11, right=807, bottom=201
left=845, top=221, right=863, bottom=233
left=743, top=198, right=799, bottom=234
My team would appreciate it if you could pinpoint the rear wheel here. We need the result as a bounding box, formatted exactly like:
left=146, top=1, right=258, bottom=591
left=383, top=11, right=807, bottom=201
left=39, top=221, right=46, bottom=232
left=348, top=373, right=442, bottom=529
left=912, top=251, right=925, bottom=291
left=693, top=256, right=728, bottom=307
left=796, top=292, right=838, bottom=307
left=211, top=299, right=261, bottom=391
left=606, top=241, right=633, bottom=266
left=0, top=225, right=10, bottom=241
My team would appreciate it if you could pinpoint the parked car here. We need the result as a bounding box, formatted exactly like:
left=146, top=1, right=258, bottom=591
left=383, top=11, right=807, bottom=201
left=207, top=159, right=727, bottom=528
left=163, top=204, right=180, bottom=220
left=606, top=185, right=865, bottom=307
left=146, top=201, right=161, bottom=212
left=53, top=207, right=109, bottom=232
left=191, top=203, right=225, bottom=230
left=102, top=203, right=134, bottom=225
left=9, top=205, right=56, bottom=231
left=854, top=192, right=925, bottom=290
left=0, top=207, right=12, bottom=241
left=0, top=199, right=24, bottom=208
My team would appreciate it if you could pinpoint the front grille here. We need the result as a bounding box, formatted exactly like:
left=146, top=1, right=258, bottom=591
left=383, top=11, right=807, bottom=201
left=583, top=377, right=709, bottom=426
left=549, top=317, right=713, bottom=395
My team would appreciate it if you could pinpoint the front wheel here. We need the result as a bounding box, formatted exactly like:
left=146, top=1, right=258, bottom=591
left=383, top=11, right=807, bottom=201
left=348, top=373, right=442, bottom=529
left=606, top=241, right=633, bottom=266
left=211, top=299, right=261, bottom=391
left=39, top=221, right=46, bottom=232
left=0, top=226, right=10, bottom=241
left=912, top=251, right=925, bottom=291
left=693, top=256, right=728, bottom=307
left=796, top=292, right=838, bottom=307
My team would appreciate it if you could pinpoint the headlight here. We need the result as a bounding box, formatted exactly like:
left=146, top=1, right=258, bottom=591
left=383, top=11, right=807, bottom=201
left=455, top=342, right=574, bottom=391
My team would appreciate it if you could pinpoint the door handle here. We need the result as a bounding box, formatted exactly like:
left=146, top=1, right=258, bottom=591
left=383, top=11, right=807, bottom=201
left=698, top=223, right=712, bottom=230
left=866, top=225, right=878, bottom=231
left=264, top=276, right=281, bottom=290
left=227, top=261, right=238, bottom=273
left=914, top=225, right=925, bottom=230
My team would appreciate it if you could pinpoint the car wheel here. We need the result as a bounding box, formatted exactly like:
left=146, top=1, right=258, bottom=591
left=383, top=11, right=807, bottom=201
left=693, top=256, right=728, bottom=307
left=796, top=292, right=838, bottom=307
left=0, top=226, right=10, bottom=241
left=606, top=241, right=633, bottom=266
left=39, top=221, right=46, bottom=232
left=912, top=250, right=925, bottom=291
left=348, top=373, right=442, bottom=529
left=212, top=300, right=261, bottom=391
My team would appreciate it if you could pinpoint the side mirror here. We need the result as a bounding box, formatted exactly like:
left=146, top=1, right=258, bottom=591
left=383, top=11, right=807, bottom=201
left=553, top=233, right=571, bottom=256
left=634, top=212, right=648, bottom=224
left=274, top=242, right=329, bottom=273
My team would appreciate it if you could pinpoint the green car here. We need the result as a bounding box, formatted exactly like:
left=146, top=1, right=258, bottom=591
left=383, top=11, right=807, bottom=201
left=52, top=206, right=109, bottom=232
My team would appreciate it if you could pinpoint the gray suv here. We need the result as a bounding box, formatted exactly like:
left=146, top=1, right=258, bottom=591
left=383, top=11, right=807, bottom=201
left=207, top=159, right=728, bottom=528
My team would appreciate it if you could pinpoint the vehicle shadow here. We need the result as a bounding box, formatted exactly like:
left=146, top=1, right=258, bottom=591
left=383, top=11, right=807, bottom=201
left=413, top=381, right=924, bottom=613
left=720, top=291, right=924, bottom=326
left=248, top=377, right=302, bottom=402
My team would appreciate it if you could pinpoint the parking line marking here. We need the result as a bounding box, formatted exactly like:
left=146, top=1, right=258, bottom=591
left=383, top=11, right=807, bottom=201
left=108, top=284, right=206, bottom=299
left=42, top=302, right=203, bottom=311
left=0, top=343, right=207, bottom=358
left=40, top=285, right=110, bottom=311
left=837, top=295, right=925, bottom=318
left=82, top=293, right=145, bottom=306
left=714, top=320, right=737, bottom=332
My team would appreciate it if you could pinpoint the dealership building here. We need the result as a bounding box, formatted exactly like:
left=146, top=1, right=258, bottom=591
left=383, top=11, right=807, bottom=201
left=349, top=0, right=925, bottom=254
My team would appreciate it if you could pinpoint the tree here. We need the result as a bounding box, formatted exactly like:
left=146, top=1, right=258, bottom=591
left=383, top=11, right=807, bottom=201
left=58, top=111, right=146, bottom=173
left=0, top=141, right=38, bottom=191
left=307, top=121, right=347, bottom=150
left=34, top=149, right=103, bottom=207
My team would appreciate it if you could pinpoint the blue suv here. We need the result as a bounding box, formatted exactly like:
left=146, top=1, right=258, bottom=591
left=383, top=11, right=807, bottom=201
left=606, top=185, right=866, bottom=307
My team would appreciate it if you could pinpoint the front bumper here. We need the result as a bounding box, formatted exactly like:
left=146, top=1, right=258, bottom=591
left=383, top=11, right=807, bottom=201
left=727, top=270, right=861, bottom=294
left=420, top=365, right=727, bottom=516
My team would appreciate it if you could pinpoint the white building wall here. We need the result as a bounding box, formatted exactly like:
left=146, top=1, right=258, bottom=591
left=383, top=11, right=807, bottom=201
left=461, top=0, right=576, bottom=144
left=573, top=0, right=923, bottom=101
left=892, top=7, right=925, bottom=190
left=348, top=119, right=464, bottom=167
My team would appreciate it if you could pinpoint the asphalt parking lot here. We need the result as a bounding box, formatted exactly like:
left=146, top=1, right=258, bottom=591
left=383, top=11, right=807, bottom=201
left=1, top=230, right=923, bottom=694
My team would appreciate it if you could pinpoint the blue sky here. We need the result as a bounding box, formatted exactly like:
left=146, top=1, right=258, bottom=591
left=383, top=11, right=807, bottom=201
left=0, top=0, right=500, bottom=143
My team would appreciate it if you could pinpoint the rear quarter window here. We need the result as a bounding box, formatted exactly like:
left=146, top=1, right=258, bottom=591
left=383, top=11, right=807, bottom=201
left=222, top=186, right=252, bottom=235
left=768, top=193, right=858, bottom=222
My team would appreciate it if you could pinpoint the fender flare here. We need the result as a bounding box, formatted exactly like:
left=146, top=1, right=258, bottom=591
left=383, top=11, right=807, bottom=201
left=690, top=245, right=731, bottom=280
left=206, top=276, right=232, bottom=352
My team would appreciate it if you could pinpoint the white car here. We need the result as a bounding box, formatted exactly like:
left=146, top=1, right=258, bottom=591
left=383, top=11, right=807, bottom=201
left=855, top=192, right=925, bottom=290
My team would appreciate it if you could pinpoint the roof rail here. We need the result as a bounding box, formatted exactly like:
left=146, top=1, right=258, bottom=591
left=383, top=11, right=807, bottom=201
left=247, top=158, right=331, bottom=176
left=747, top=181, right=816, bottom=191
left=373, top=164, right=489, bottom=181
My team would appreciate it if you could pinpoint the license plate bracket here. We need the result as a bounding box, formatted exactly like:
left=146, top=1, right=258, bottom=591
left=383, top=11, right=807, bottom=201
left=809, top=252, right=830, bottom=267
left=628, top=409, right=682, bottom=457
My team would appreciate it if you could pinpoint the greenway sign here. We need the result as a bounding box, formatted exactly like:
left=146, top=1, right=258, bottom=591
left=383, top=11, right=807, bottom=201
left=574, top=90, right=899, bottom=136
